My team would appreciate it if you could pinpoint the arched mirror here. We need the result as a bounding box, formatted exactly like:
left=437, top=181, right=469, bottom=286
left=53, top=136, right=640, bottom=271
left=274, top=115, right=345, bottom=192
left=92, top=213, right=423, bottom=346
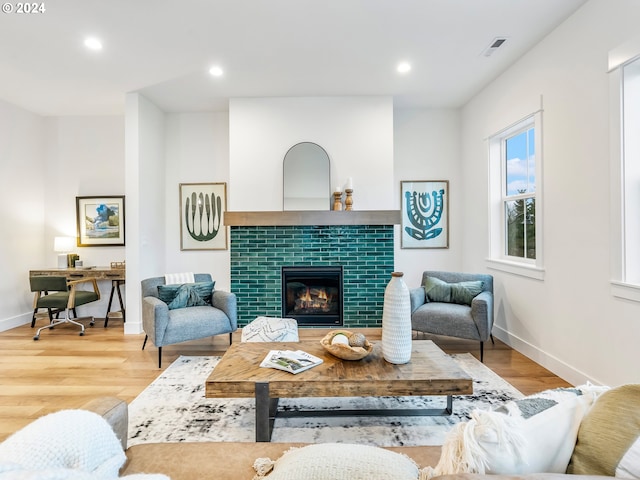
left=283, top=142, right=330, bottom=211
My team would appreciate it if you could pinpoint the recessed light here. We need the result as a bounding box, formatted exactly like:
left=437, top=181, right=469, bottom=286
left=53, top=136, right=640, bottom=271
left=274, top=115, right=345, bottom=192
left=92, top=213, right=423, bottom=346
left=397, top=62, right=411, bottom=74
left=209, top=66, right=224, bottom=77
left=84, top=37, right=103, bottom=51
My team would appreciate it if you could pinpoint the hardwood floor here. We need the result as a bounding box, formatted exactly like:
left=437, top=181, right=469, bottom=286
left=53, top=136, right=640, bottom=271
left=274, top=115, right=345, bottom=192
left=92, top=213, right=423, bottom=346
left=0, top=321, right=570, bottom=442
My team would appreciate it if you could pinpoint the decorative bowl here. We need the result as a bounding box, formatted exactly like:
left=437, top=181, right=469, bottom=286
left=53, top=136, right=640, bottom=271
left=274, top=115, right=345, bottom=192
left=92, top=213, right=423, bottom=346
left=320, top=330, right=374, bottom=361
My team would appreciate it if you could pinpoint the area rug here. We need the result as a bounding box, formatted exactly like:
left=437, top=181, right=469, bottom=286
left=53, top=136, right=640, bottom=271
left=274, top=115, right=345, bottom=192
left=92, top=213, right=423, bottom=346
left=128, top=353, right=522, bottom=447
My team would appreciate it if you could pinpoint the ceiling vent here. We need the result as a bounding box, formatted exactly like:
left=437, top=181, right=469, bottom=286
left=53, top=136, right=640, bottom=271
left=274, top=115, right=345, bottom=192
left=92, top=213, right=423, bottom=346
left=482, top=37, right=508, bottom=57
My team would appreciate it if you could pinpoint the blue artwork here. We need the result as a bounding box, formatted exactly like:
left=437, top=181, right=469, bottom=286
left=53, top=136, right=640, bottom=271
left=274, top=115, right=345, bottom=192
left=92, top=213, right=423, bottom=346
left=401, top=181, right=448, bottom=249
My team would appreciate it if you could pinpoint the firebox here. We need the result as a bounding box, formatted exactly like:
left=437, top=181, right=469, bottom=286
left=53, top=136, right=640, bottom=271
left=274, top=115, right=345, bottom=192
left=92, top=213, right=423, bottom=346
left=281, top=266, right=343, bottom=326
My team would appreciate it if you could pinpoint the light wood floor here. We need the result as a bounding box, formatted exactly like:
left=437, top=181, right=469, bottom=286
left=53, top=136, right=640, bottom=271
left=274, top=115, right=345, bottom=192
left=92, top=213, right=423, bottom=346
left=0, top=320, right=570, bottom=442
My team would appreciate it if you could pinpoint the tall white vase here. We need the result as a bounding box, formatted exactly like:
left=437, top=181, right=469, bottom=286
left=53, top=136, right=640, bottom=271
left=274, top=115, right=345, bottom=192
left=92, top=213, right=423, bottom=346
left=381, top=272, right=412, bottom=364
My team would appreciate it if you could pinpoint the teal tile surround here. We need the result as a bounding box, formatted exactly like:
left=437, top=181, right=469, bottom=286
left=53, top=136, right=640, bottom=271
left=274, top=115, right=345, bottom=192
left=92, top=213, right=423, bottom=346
left=230, top=225, right=394, bottom=328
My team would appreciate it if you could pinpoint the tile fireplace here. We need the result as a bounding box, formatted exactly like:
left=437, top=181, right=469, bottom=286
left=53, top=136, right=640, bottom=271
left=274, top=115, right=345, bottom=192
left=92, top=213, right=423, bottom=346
left=228, top=213, right=398, bottom=329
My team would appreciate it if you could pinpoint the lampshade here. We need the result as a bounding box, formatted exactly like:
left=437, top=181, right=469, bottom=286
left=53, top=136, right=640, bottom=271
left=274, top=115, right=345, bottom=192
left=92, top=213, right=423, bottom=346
left=53, top=236, right=75, bottom=253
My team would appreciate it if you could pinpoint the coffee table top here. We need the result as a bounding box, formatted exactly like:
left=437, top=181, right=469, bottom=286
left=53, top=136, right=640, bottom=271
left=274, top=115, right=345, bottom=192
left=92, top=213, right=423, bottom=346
left=205, top=339, right=473, bottom=399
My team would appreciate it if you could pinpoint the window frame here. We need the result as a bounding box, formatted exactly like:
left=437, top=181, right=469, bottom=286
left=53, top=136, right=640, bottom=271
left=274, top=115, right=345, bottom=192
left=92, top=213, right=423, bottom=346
left=487, top=112, right=545, bottom=280
left=609, top=36, right=640, bottom=302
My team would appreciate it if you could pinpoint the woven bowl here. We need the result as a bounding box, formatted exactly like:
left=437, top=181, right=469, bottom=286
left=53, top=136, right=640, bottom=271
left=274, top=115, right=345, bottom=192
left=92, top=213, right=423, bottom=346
left=320, top=330, right=374, bottom=361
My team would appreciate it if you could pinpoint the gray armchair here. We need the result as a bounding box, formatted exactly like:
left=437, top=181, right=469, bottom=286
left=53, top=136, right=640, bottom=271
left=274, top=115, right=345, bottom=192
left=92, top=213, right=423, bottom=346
left=410, top=271, right=494, bottom=362
left=141, top=273, right=237, bottom=368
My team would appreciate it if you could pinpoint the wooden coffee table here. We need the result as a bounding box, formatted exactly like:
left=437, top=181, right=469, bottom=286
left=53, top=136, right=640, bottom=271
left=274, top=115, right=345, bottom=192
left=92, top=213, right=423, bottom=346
left=205, top=339, right=473, bottom=441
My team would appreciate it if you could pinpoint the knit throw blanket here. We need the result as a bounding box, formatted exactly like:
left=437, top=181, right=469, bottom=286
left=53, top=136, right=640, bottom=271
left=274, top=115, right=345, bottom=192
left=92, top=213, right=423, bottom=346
left=0, top=410, right=168, bottom=480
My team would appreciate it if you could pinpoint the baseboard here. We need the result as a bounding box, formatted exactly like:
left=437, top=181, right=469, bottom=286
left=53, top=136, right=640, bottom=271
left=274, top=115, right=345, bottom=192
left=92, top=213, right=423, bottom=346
left=0, top=313, right=31, bottom=333
left=492, top=325, right=605, bottom=386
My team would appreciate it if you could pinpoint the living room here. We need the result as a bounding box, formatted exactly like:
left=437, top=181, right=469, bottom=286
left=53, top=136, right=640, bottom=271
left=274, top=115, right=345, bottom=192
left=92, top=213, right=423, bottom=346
left=1, top=0, right=638, bottom=413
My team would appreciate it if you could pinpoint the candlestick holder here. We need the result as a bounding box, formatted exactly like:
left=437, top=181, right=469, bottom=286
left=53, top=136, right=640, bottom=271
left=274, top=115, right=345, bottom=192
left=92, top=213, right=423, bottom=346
left=333, top=191, right=343, bottom=211
left=345, top=188, right=353, bottom=211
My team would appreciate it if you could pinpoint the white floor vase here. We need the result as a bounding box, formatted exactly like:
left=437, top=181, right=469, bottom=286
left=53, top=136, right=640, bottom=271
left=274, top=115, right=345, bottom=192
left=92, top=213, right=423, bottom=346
left=381, top=271, right=412, bottom=364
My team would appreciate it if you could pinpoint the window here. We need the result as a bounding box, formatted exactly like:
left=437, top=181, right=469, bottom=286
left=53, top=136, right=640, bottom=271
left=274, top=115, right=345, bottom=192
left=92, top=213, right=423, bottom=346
left=609, top=35, right=640, bottom=301
left=621, top=57, right=640, bottom=285
left=488, top=112, right=544, bottom=279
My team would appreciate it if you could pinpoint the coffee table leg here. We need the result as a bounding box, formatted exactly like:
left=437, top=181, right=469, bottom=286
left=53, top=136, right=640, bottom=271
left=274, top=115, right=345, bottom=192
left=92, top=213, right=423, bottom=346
left=446, top=395, right=453, bottom=414
left=255, top=382, right=276, bottom=442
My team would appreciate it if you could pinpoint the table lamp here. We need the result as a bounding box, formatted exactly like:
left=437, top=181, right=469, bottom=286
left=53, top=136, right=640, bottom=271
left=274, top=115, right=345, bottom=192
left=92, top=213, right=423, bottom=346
left=54, top=236, right=76, bottom=268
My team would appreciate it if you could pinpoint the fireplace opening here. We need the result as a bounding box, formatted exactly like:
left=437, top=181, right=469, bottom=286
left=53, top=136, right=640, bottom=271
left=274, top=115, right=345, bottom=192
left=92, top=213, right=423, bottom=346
left=281, top=266, right=343, bottom=326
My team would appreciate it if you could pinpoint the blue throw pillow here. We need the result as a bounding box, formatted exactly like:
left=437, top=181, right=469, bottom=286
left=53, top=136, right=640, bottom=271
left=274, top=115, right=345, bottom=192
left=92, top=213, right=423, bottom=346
left=166, top=284, right=208, bottom=310
left=157, top=281, right=215, bottom=305
left=423, top=276, right=483, bottom=306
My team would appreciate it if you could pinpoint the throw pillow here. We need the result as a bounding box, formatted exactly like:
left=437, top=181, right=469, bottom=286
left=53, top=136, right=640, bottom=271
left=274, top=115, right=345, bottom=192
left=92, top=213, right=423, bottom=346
left=0, top=409, right=126, bottom=478
left=423, top=276, right=484, bottom=306
left=423, top=384, right=609, bottom=479
left=164, top=272, right=195, bottom=284
left=166, top=284, right=208, bottom=310
left=241, top=316, right=299, bottom=342
left=567, top=384, right=640, bottom=478
left=252, top=443, right=420, bottom=480
left=157, top=281, right=215, bottom=305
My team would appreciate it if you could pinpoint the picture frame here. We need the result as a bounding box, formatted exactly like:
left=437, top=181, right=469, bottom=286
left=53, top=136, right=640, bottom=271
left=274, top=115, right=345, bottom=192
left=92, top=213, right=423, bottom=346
left=179, top=182, right=227, bottom=250
left=400, top=180, right=449, bottom=249
left=76, top=196, right=125, bottom=247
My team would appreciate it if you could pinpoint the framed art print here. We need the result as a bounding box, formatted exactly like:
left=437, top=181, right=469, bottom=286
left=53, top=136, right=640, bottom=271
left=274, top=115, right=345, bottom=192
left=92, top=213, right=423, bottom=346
left=76, top=196, right=125, bottom=247
left=179, top=182, right=227, bottom=250
left=401, top=180, right=449, bottom=249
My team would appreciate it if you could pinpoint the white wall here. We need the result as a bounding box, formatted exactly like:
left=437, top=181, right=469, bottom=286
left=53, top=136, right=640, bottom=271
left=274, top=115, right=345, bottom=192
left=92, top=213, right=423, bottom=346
left=164, top=112, right=231, bottom=291
left=228, top=97, right=394, bottom=211
left=393, top=108, right=463, bottom=287
left=0, top=100, right=46, bottom=330
left=460, top=0, right=640, bottom=387
left=125, top=93, right=166, bottom=334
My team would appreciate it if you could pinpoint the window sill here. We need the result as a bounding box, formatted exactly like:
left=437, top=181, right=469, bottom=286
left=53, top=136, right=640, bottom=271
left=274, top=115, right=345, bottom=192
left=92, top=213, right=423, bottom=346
left=486, top=258, right=545, bottom=280
left=611, top=281, right=640, bottom=303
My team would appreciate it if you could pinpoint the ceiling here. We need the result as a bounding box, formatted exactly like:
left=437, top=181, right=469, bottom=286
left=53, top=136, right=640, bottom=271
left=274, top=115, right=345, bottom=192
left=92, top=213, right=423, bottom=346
left=0, top=0, right=588, bottom=116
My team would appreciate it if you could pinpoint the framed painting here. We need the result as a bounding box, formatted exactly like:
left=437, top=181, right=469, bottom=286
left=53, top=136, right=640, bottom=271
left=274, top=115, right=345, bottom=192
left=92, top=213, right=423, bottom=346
left=179, top=182, right=227, bottom=250
left=400, top=180, right=449, bottom=249
left=76, top=196, right=125, bottom=247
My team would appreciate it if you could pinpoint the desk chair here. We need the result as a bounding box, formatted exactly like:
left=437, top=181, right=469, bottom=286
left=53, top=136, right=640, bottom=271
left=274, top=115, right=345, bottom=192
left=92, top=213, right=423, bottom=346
left=30, top=276, right=101, bottom=340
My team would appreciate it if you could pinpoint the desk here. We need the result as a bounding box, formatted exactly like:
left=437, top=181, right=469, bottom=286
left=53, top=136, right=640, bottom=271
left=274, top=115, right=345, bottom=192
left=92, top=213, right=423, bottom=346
left=29, top=267, right=125, bottom=326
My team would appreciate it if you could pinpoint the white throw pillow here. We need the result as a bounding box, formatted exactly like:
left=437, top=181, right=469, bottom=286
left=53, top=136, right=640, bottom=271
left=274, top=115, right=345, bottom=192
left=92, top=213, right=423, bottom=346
left=423, top=384, right=609, bottom=478
left=164, top=272, right=195, bottom=284
left=253, top=443, right=419, bottom=480
left=241, top=316, right=299, bottom=342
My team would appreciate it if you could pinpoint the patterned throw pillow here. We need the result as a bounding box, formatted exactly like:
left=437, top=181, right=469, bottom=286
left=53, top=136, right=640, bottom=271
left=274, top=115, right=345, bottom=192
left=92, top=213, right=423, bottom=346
left=567, top=384, right=640, bottom=478
left=241, top=316, right=299, bottom=342
left=157, top=281, right=215, bottom=305
left=423, top=276, right=484, bottom=306
left=252, top=443, right=419, bottom=480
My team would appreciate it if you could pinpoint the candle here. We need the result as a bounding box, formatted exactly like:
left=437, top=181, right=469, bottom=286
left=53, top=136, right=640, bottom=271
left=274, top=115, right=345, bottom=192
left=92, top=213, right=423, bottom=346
left=335, top=185, right=342, bottom=193
left=346, top=177, right=353, bottom=190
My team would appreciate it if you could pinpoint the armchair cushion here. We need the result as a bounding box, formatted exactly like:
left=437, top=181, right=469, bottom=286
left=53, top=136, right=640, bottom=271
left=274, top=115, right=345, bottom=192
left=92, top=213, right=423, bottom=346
left=424, top=276, right=484, bottom=306
left=166, top=284, right=208, bottom=310
left=157, top=281, right=215, bottom=306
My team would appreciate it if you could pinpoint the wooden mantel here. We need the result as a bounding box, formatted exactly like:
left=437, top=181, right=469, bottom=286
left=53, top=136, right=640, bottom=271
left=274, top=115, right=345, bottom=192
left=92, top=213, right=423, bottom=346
left=224, top=210, right=401, bottom=226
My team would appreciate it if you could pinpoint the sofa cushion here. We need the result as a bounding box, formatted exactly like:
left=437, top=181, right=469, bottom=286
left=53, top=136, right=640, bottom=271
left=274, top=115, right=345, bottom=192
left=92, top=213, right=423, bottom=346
left=157, top=281, right=215, bottom=306
left=424, top=385, right=608, bottom=478
left=252, top=443, right=420, bottom=480
left=424, top=276, right=483, bottom=306
left=567, top=384, right=640, bottom=478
